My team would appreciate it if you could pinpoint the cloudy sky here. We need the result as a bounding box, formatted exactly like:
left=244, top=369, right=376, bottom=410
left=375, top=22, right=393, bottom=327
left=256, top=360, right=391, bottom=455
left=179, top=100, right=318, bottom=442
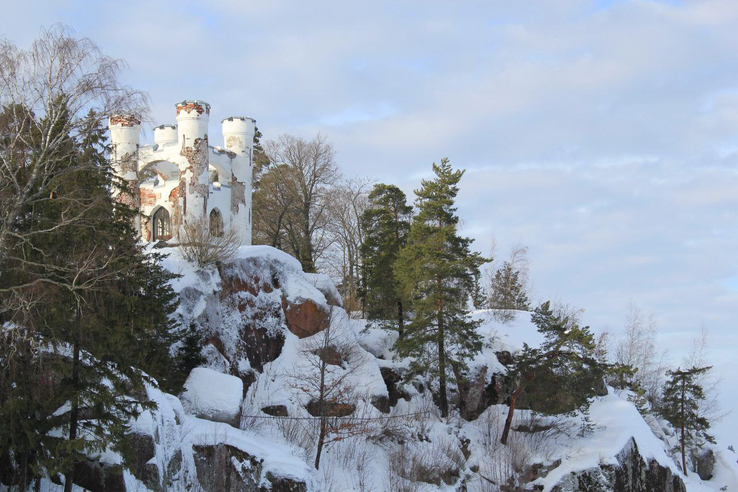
left=4, top=0, right=737, bottom=441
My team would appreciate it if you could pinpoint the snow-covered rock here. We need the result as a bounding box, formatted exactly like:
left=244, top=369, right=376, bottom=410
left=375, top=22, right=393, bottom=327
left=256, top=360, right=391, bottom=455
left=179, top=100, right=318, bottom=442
left=180, top=367, right=243, bottom=426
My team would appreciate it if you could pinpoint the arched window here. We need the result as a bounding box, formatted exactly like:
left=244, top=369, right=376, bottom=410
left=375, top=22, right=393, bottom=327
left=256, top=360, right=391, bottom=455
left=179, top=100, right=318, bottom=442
left=209, top=209, right=224, bottom=237
left=152, top=207, right=171, bottom=241
left=209, top=169, right=219, bottom=184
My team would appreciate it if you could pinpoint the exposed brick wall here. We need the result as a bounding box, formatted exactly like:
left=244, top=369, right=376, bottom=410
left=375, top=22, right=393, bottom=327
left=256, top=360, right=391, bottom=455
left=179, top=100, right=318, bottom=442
left=176, top=102, right=209, bottom=116
left=140, top=188, right=157, bottom=208
left=110, top=115, right=141, bottom=127
left=230, top=176, right=246, bottom=214
left=117, top=179, right=140, bottom=209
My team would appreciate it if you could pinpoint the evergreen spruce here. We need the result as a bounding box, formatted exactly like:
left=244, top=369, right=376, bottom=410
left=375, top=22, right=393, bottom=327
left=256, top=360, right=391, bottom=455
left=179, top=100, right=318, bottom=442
left=394, top=159, right=486, bottom=418
left=172, top=324, right=206, bottom=390
left=470, top=269, right=488, bottom=310
left=251, top=126, right=270, bottom=190
left=0, top=106, right=179, bottom=488
left=659, top=366, right=715, bottom=475
left=360, top=183, right=412, bottom=335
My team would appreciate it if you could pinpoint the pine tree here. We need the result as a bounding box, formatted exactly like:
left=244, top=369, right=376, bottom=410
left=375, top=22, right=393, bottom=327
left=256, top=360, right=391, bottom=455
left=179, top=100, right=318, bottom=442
left=501, top=301, right=606, bottom=444
left=394, top=159, right=486, bottom=418
left=659, top=366, right=715, bottom=475
left=251, top=126, right=270, bottom=190
left=360, top=184, right=412, bottom=335
left=608, top=363, right=649, bottom=414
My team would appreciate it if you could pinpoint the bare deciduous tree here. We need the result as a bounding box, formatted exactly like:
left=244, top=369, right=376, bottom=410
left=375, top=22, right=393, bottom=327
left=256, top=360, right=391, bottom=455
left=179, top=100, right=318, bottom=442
left=614, top=300, right=669, bottom=405
left=288, top=308, right=368, bottom=470
left=323, top=177, right=372, bottom=314
left=258, top=133, right=341, bottom=273
left=252, top=163, right=297, bottom=249
left=682, top=325, right=727, bottom=426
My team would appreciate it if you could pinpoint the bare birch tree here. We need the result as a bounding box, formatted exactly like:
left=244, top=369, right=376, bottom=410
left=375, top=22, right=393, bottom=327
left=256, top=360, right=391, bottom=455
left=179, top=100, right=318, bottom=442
left=324, top=177, right=372, bottom=314
left=682, top=325, right=726, bottom=425
left=0, top=25, right=147, bottom=259
left=614, top=300, right=669, bottom=405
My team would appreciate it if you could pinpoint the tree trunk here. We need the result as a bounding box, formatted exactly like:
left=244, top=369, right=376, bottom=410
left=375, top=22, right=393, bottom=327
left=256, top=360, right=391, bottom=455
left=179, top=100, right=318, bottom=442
left=18, top=452, right=28, bottom=492
left=681, top=376, right=687, bottom=476
left=501, top=387, right=524, bottom=445
left=64, top=339, right=81, bottom=492
left=437, top=275, right=448, bottom=419
left=315, top=416, right=326, bottom=470
left=397, top=299, right=404, bottom=339
left=314, top=348, right=328, bottom=470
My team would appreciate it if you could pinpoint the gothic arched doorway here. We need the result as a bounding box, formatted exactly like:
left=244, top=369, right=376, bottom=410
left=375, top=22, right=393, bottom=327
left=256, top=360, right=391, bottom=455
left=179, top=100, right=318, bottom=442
left=152, top=207, right=171, bottom=241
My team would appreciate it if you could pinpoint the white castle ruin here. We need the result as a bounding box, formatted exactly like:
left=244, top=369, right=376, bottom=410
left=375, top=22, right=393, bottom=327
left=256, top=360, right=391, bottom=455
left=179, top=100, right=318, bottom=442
left=109, top=100, right=254, bottom=245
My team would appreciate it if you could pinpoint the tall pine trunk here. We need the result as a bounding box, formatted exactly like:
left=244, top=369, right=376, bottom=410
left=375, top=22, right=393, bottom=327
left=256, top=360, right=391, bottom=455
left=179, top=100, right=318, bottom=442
left=437, top=274, right=448, bottom=418
left=18, top=452, right=28, bottom=492
left=63, top=338, right=81, bottom=492
left=395, top=213, right=404, bottom=338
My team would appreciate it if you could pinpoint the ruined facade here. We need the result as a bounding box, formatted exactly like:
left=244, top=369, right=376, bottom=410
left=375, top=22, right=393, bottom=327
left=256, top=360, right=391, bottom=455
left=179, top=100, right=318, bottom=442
left=109, top=100, right=255, bottom=245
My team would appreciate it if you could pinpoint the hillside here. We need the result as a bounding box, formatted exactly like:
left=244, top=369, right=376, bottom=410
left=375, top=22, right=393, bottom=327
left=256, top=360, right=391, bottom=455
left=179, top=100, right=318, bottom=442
left=23, top=245, right=738, bottom=491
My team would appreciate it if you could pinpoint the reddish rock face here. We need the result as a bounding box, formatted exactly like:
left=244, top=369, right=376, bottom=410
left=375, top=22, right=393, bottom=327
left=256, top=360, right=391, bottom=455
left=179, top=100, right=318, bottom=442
left=305, top=400, right=355, bottom=417
left=220, top=274, right=273, bottom=299
left=455, top=366, right=489, bottom=421
left=201, top=259, right=332, bottom=391
left=282, top=297, right=330, bottom=339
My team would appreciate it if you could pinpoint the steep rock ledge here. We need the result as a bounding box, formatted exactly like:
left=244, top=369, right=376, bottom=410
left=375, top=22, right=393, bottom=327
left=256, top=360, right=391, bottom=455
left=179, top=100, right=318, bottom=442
left=549, top=437, right=686, bottom=492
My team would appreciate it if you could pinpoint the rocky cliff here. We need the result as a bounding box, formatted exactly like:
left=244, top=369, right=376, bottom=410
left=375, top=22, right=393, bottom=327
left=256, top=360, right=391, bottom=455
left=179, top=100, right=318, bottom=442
left=50, top=246, right=735, bottom=492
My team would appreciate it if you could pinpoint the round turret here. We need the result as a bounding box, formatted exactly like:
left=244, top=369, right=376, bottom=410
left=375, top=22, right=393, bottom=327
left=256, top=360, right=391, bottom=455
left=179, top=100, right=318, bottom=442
left=109, top=114, right=141, bottom=156
left=108, top=114, right=141, bottom=181
left=153, top=124, right=177, bottom=146
left=108, top=114, right=142, bottom=234
left=176, top=100, right=210, bottom=147
left=222, top=116, right=255, bottom=246
left=221, top=116, right=256, bottom=154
